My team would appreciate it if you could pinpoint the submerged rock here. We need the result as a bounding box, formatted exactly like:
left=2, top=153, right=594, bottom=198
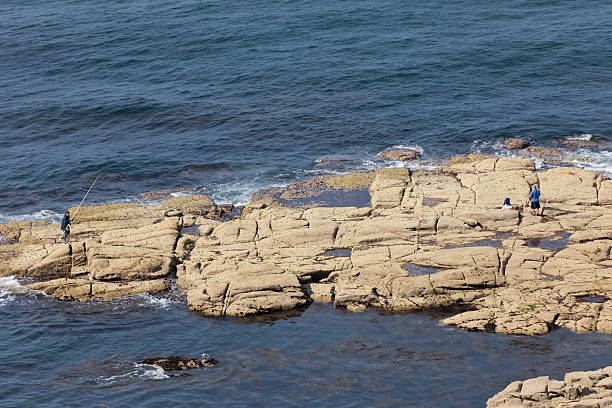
left=138, top=356, right=218, bottom=371
left=487, top=366, right=612, bottom=407
left=280, top=171, right=375, bottom=200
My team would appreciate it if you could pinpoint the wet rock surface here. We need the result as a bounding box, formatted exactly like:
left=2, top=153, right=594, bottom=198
left=377, top=146, right=421, bottom=161
left=1, top=155, right=611, bottom=336
left=488, top=366, right=612, bottom=407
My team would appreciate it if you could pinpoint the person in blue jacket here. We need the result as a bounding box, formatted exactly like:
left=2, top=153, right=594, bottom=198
left=528, top=185, right=541, bottom=216
left=61, top=210, right=71, bottom=241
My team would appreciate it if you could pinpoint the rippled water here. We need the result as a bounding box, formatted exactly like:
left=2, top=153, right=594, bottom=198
left=1, top=0, right=611, bottom=220
left=0, top=289, right=610, bottom=407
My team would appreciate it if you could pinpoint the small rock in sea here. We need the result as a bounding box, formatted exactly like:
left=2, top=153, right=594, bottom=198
left=557, top=137, right=603, bottom=148
left=377, top=147, right=421, bottom=162
left=314, top=156, right=355, bottom=167
left=505, top=138, right=530, bottom=150
left=138, top=356, right=218, bottom=371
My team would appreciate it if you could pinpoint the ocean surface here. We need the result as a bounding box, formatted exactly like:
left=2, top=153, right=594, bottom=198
left=1, top=1, right=612, bottom=406
left=1, top=0, right=611, bottom=222
left=1, top=282, right=612, bottom=408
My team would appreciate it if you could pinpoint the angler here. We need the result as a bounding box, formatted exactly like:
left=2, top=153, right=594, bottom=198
left=61, top=172, right=101, bottom=242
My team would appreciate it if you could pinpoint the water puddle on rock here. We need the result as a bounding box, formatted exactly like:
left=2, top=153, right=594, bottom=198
left=322, top=248, right=351, bottom=257
left=576, top=295, right=608, bottom=303
left=402, top=263, right=441, bottom=276
left=525, top=232, right=571, bottom=251
left=180, top=225, right=201, bottom=236
left=281, top=188, right=371, bottom=208
left=442, top=232, right=514, bottom=249
left=422, top=197, right=447, bottom=207
left=445, top=238, right=503, bottom=249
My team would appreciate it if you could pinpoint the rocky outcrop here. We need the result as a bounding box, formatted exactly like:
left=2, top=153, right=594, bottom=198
left=506, top=138, right=530, bottom=150
left=377, top=147, right=421, bottom=161
left=487, top=366, right=612, bottom=407
left=138, top=356, right=217, bottom=371
left=1, top=155, right=611, bottom=336
left=0, top=203, right=180, bottom=301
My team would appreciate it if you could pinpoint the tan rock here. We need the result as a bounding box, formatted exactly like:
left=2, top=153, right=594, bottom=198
left=539, top=167, right=599, bottom=205
left=163, top=194, right=214, bottom=215
left=370, top=168, right=411, bottom=210
left=505, top=138, right=530, bottom=150
left=488, top=366, right=612, bottom=408
left=377, top=146, right=421, bottom=161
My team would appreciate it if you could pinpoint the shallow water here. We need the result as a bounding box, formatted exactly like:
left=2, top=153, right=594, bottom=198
left=1, top=290, right=610, bottom=407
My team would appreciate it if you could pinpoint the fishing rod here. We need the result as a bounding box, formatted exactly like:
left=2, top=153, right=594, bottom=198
left=70, top=172, right=102, bottom=221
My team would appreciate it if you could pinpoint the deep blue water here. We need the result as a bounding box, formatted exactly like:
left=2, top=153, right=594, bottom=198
left=1, top=291, right=611, bottom=408
left=1, top=0, right=611, bottom=219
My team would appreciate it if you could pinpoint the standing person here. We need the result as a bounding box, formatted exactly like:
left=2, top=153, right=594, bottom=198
left=61, top=210, right=71, bottom=241
left=528, top=185, right=541, bottom=216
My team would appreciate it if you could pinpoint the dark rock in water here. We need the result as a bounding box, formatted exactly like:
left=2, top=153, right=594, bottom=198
left=377, top=147, right=421, bottom=162
left=505, top=138, right=530, bottom=150
left=250, top=186, right=285, bottom=204
left=138, top=356, right=218, bottom=371
left=314, top=155, right=356, bottom=167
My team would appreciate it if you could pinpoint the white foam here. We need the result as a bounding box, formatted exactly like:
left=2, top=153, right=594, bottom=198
left=138, top=364, right=169, bottom=380
left=389, top=144, right=425, bottom=154
left=0, top=276, right=21, bottom=306
left=96, top=363, right=169, bottom=386
left=135, top=293, right=177, bottom=310
left=565, top=149, right=612, bottom=176
left=567, top=133, right=593, bottom=141
left=211, top=178, right=287, bottom=207
left=0, top=209, right=63, bottom=224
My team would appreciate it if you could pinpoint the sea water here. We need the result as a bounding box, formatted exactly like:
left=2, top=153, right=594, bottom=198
left=1, top=0, right=610, bottom=218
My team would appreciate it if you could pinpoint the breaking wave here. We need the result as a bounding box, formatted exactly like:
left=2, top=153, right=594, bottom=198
left=0, top=276, right=20, bottom=306
left=95, top=363, right=169, bottom=387
left=0, top=209, right=63, bottom=224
